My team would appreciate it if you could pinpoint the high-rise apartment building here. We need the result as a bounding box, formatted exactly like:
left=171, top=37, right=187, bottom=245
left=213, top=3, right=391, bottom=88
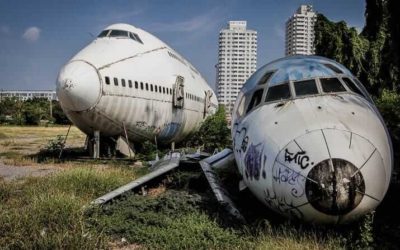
left=285, top=5, right=317, bottom=56
left=216, top=21, right=257, bottom=117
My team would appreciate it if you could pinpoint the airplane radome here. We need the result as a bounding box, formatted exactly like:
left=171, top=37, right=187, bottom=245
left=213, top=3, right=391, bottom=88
left=232, top=56, right=392, bottom=224
left=56, top=23, right=218, bottom=156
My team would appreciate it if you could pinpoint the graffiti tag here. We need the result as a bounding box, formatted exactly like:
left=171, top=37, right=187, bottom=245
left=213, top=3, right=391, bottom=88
left=272, top=166, right=305, bottom=197
left=244, top=143, right=264, bottom=181
left=284, top=148, right=312, bottom=169
left=264, top=189, right=304, bottom=219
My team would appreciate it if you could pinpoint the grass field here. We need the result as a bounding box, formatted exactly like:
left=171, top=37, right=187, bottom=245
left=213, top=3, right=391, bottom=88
left=0, top=126, right=398, bottom=249
left=0, top=125, right=85, bottom=166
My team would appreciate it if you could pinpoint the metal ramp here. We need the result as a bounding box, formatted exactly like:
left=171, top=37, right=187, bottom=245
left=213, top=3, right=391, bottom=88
left=199, top=149, right=245, bottom=223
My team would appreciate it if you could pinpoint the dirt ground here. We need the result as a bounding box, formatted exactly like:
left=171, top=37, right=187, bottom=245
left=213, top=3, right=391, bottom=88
left=0, top=125, right=86, bottom=180
left=0, top=163, right=57, bottom=181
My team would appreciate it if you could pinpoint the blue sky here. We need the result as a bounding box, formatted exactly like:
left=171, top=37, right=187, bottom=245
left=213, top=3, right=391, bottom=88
left=0, top=0, right=365, bottom=91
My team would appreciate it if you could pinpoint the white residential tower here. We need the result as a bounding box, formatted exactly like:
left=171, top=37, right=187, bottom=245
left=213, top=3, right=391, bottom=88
left=285, top=5, right=317, bottom=56
left=216, top=21, right=257, bottom=117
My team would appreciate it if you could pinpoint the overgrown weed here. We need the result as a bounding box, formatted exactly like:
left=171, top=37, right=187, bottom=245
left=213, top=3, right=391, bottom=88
left=0, top=166, right=139, bottom=249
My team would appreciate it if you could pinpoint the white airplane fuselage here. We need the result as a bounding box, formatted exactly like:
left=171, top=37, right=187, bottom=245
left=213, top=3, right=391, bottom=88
left=232, top=56, right=393, bottom=224
left=57, top=24, right=217, bottom=144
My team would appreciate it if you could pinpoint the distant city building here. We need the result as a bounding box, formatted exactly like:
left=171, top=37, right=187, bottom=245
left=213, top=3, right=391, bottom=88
left=216, top=21, right=257, bottom=119
left=0, top=90, right=57, bottom=101
left=285, top=5, right=317, bottom=56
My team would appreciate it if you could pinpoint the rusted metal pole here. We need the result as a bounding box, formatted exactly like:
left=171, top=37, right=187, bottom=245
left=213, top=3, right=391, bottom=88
left=59, top=124, right=72, bottom=159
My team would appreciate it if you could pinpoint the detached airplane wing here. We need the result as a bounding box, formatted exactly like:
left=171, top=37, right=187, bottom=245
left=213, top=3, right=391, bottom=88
left=92, top=149, right=245, bottom=222
left=92, top=156, right=180, bottom=205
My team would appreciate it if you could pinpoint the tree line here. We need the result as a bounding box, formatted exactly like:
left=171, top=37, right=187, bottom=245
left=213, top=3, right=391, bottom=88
left=0, top=97, right=70, bottom=125
left=314, top=0, right=400, bottom=173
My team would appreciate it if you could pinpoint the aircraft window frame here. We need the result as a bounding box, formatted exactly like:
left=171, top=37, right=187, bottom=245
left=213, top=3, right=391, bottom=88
left=145, top=83, right=149, bottom=91
left=132, top=33, right=143, bottom=44
left=341, top=77, right=365, bottom=97
left=258, top=71, right=275, bottom=85
left=113, top=78, right=118, bottom=86
left=265, top=82, right=292, bottom=103
left=121, top=79, right=126, bottom=87
left=109, top=29, right=129, bottom=38
left=105, top=76, right=110, bottom=85
left=150, top=84, right=153, bottom=92
left=97, top=30, right=110, bottom=38
left=135, top=81, right=138, bottom=89
left=293, top=79, right=319, bottom=97
left=246, top=89, right=264, bottom=114
left=320, top=77, right=347, bottom=93
left=140, top=82, right=144, bottom=90
left=128, top=80, right=132, bottom=88
left=163, top=87, right=166, bottom=94
left=236, top=95, right=246, bottom=118
left=353, top=78, right=373, bottom=103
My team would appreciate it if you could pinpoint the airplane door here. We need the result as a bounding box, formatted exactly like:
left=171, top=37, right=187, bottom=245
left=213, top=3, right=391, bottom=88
left=173, top=76, right=185, bottom=108
left=204, top=90, right=213, bottom=117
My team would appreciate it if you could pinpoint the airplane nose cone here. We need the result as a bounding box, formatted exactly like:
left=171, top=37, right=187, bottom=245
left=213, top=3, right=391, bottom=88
left=305, top=159, right=365, bottom=215
left=56, top=60, right=101, bottom=112
left=269, top=128, right=388, bottom=223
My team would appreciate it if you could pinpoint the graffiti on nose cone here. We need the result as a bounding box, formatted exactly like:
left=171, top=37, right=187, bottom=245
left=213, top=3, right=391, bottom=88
left=284, top=148, right=313, bottom=169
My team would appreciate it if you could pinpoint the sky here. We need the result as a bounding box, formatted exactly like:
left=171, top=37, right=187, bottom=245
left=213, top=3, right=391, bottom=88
left=0, top=0, right=365, bottom=91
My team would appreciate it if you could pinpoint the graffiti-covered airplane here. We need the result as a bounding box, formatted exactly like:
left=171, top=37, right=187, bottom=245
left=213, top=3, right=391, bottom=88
left=95, top=55, right=392, bottom=225
left=230, top=56, right=392, bottom=224
left=56, top=23, right=218, bottom=157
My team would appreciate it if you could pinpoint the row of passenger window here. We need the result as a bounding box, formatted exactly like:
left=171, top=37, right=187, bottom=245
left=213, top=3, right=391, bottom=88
left=186, top=92, right=203, bottom=103
left=105, top=76, right=172, bottom=95
left=246, top=74, right=365, bottom=114
left=104, top=76, right=203, bottom=103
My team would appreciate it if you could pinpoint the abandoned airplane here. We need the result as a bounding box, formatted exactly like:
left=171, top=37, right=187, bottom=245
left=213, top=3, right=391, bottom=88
left=57, top=24, right=392, bottom=224
left=56, top=23, right=218, bottom=157
left=95, top=55, right=392, bottom=225
left=230, top=56, right=392, bottom=224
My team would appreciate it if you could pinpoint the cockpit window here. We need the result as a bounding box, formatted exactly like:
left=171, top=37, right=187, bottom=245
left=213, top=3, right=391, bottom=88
left=320, top=78, right=346, bottom=93
left=97, top=29, right=143, bottom=44
left=246, top=89, right=264, bottom=114
left=109, top=30, right=129, bottom=37
left=258, top=71, right=274, bottom=85
left=341, top=77, right=364, bottom=96
left=130, top=32, right=143, bottom=44
left=265, top=83, right=291, bottom=103
left=294, top=79, right=319, bottom=97
left=236, top=96, right=246, bottom=118
left=98, top=30, right=110, bottom=37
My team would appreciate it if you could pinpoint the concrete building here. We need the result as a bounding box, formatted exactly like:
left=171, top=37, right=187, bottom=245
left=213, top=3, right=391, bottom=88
left=0, top=90, right=57, bottom=101
left=285, top=5, right=317, bottom=56
left=216, top=21, right=257, bottom=119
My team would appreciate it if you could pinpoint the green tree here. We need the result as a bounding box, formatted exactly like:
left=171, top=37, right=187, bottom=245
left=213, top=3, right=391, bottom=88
left=186, top=106, right=231, bottom=152
left=314, top=0, right=400, bottom=95
left=52, top=101, right=70, bottom=125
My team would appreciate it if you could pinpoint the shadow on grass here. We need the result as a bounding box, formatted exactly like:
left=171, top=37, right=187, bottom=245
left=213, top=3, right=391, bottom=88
left=30, top=147, right=136, bottom=167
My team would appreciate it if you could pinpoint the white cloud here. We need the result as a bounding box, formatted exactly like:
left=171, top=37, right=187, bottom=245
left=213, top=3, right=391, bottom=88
left=150, top=8, right=223, bottom=33
left=22, top=26, right=41, bottom=42
left=0, top=25, right=9, bottom=34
